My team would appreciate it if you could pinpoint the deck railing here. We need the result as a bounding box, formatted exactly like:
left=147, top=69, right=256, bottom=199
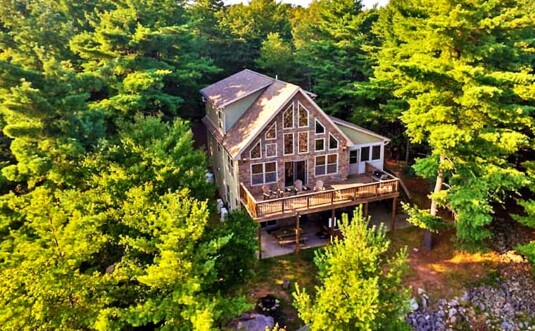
left=240, top=178, right=399, bottom=221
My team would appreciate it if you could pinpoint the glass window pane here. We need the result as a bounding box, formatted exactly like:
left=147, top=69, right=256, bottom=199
left=315, top=165, right=326, bottom=176
left=252, top=174, right=264, bottom=185
left=361, top=147, right=370, bottom=162
left=350, top=150, right=358, bottom=164
left=327, top=164, right=337, bottom=174
left=265, top=172, right=277, bottom=183
left=316, top=155, right=325, bottom=166
left=284, top=133, right=294, bottom=155
left=372, top=145, right=381, bottom=160
left=265, top=162, right=276, bottom=172
left=283, top=106, right=294, bottom=128
left=299, top=132, right=308, bottom=153
left=250, top=142, right=261, bottom=159
left=315, top=120, right=325, bottom=134
left=298, top=105, right=308, bottom=127
left=265, top=143, right=277, bottom=157
left=329, top=134, right=338, bottom=149
left=252, top=164, right=263, bottom=174
left=327, top=154, right=337, bottom=164
left=265, top=123, right=276, bottom=139
left=315, top=139, right=324, bottom=151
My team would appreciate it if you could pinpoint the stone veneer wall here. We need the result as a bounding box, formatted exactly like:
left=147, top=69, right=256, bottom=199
left=239, top=91, right=349, bottom=196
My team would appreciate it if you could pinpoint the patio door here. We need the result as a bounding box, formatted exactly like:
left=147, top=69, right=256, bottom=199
left=285, top=161, right=307, bottom=187
left=349, top=149, right=359, bottom=175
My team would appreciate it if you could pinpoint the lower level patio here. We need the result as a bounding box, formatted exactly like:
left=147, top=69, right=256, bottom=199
left=259, top=200, right=413, bottom=259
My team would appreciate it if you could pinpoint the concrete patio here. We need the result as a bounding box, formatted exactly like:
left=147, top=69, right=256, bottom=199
left=259, top=201, right=412, bottom=259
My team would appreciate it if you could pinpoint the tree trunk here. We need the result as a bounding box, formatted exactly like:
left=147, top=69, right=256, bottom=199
left=423, top=154, right=445, bottom=250
left=405, top=139, right=411, bottom=164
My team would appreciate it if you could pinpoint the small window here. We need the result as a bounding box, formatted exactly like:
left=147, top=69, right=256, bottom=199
left=251, top=164, right=263, bottom=185
left=265, top=123, right=277, bottom=140
left=298, top=103, right=309, bottom=127
left=284, top=133, right=294, bottom=155
left=265, top=143, right=277, bottom=158
left=315, top=119, right=325, bottom=134
left=283, top=105, right=294, bottom=129
left=298, top=132, right=308, bottom=154
left=315, top=138, right=325, bottom=152
left=250, top=141, right=261, bottom=159
left=361, top=146, right=370, bottom=162
left=372, top=145, right=381, bottom=160
left=329, top=134, right=338, bottom=150
left=349, top=150, right=358, bottom=164
left=227, top=154, right=234, bottom=174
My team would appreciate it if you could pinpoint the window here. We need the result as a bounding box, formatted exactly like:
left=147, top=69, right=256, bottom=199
left=349, top=150, right=358, bottom=164
left=315, top=154, right=338, bottom=176
left=315, top=119, right=325, bottom=134
left=250, top=141, right=261, bottom=159
left=372, top=145, right=381, bottom=160
left=227, top=154, right=234, bottom=174
left=217, top=109, right=223, bottom=129
left=265, top=122, right=277, bottom=140
left=283, top=105, right=294, bottom=129
left=251, top=162, right=277, bottom=186
left=327, top=154, right=337, bottom=174
left=265, top=143, right=277, bottom=158
left=284, top=133, right=294, bottom=155
left=361, top=146, right=370, bottom=162
left=329, top=134, right=338, bottom=150
left=298, top=132, right=308, bottom=154
left=298, top=103, right=309, bottom=127
left=315, top=138, right=325, bottom=152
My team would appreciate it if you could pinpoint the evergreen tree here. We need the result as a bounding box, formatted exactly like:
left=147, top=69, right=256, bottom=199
left=374, top=0, right=535, bottom=246
left=293, top=209, right=410, bottom=330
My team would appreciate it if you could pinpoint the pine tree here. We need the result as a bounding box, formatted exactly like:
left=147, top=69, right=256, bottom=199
left=293, top=209, right=410, bottom=330
left=374, top=0, right=535, bottom=246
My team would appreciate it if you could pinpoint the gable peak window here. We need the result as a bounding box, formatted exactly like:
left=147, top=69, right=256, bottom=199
left=283, top=104, right=294, bottom=129
left=298, top=103, right=309, bottom=128
left=329, top=134, right=338, bottom=150
left=265, top=122, right=277, bottom=140
left=250, top=141, right=261, bottom=159
left=315, top=119, right=325, bottom=134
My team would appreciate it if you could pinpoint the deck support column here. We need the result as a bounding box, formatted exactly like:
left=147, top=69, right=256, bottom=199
left=295, top=214, right=301, bottom=255
left=364, top=202, right=369, bottom=219
left=391, top=196, right=397, bottom=231
left=330, top=208, right=335, bottom=241
left=258, top=227, right=262, bottom=259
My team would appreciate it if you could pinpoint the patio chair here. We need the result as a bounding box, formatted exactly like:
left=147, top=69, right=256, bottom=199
left=262, top=184, right=274, bottom=200
left=314, top=179, right=325, bottom=191
left=294, top=179, right=303, bottom=193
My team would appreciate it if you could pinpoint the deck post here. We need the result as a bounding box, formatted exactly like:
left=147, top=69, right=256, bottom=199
left=330, top=208, right=335, bottom=241
left=295, top=214, right=301, bottom=255
left=391, top=196, right=397, bottom=231
left=364, top=202, right=369, bottom=218
left=258, top=227, right=262, bottom=259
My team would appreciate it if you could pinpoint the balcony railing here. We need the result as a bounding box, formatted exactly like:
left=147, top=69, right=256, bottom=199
left=240, top=177, right=399, bottom=221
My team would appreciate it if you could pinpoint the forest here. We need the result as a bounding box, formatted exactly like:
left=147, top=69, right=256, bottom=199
left=0, top=0, right=533, bottom=330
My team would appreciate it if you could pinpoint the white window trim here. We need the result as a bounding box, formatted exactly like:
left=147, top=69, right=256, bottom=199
left=328, top=133, right=339, bottom=151
left=314, top=153, right=338, bottom=177
left=315, top=138, right=325, bottom=152
left=297, top=102, right=309, bottom=128
left=265, top=122, right=277, bottom=140
left=283, top=104, right=295, bottom=129
left=250, top=162, right=278, bottom=187
left=371, top=144, right=382, bottom=161
left=265, top=143, right=278, bottom=158
left=315, top=119, right=325, bottom=135
left=250, top=141, right=262, bottom=160
left=283, top=132, right=294, bottom=156
left=298, top=132, right=309, bottom=154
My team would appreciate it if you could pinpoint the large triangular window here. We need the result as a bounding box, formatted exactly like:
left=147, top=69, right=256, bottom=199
left=250, top=141, right=261, bottom=159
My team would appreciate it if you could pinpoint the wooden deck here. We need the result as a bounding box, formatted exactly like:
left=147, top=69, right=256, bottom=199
left=240, top=173, right=400, bottom=222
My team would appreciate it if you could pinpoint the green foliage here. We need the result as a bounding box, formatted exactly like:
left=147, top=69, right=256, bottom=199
left=255, top=32, right=301, bottom=83
left=403, top=202, right=448, bottom=232
left=293, top=209, right=410, bottom=331
left=208, top=210, right=258, bottom=292
left=374, top=0, right=535, bottom=246
left=516, top=242, right=535, bottom=267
